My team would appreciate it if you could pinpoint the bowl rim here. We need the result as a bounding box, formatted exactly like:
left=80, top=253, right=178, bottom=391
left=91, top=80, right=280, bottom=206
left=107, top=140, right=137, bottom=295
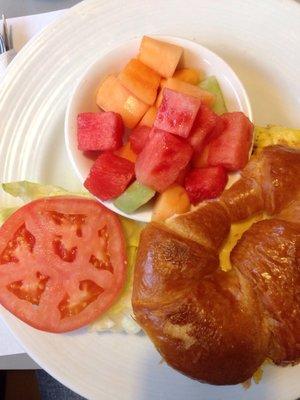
left=65, top=34, right=253, bottom=222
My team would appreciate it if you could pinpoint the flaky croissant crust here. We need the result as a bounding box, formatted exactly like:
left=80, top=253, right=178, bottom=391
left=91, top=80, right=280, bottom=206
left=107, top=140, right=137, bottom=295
left=132, top=146, right=300, bottom=385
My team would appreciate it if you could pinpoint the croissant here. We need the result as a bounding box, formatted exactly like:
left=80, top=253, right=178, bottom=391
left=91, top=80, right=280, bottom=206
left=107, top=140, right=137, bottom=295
left=132, top=145, right=300, bottom=385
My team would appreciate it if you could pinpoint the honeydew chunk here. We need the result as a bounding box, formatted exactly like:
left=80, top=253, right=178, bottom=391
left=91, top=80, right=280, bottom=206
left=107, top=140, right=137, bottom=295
left=199, top=76, right=227, bottom=115
left=114, top=180, right=155, bottom=213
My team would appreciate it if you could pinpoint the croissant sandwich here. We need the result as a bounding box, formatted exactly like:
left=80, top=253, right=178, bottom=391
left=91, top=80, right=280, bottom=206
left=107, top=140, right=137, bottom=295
left=132, top=145, right=300, bottom=385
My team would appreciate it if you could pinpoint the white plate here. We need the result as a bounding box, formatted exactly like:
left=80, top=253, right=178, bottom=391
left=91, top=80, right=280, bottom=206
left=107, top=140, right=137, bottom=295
left=65, top=35, right=252, bottom=222
left=0, top=0, right=299, bottom=399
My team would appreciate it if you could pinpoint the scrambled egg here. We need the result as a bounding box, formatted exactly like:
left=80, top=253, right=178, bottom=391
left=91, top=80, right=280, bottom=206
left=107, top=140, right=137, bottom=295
left=219, top=213, right=267, bottom=271
left=254, top=125, right=300, bottom=152
left=220, top=125, right=300, bottom=272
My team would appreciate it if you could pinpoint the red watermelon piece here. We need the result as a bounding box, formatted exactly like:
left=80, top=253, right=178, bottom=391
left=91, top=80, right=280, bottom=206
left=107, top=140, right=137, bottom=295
left=154, top=88, right=201, bottom=138
left=129, top=125, right=152, bottom=154
left=77, top=112, right=124, bottom=152
left=83, top=150, right=101, bottom=161
left=189, top=105, right=225, bottom=153
left=135, top=128, right=193, bottom=192
left=192, top=145, right=210, bottom=168
left=207, top=112, right=253, bottom=171
left=175, top=164, right=191, bottom=185
left=184, top=166, right=228, bottom=205
left=84, top=153, right=134, bottom=200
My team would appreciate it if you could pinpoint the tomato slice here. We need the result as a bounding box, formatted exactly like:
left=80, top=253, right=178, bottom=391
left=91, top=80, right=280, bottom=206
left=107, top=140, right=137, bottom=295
left=0, top=196, right=127, bottom=332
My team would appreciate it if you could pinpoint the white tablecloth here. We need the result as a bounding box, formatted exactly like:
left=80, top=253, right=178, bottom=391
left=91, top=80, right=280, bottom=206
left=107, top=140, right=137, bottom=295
left=0, top=9, right=65, bottom=368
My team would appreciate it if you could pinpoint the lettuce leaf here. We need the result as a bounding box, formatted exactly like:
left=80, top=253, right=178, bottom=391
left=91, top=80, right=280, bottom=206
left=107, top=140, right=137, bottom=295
left=0, top=207, right=17, bottom=225
left=2, top=180, right=79, bottom=201
left=89, top=246, right=141, bottom=334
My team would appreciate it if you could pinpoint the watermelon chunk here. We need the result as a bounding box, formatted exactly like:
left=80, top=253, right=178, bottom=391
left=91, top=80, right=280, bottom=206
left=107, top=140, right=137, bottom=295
left=84, top=153, right=135, bottom=200
left=135, top=128, right=193, bottom=192
left=189, top=105, right=224, bottom=153
left=184, top=166, right=228, bottom=205
left=138, top=36, right=183, bottom=78
left=175, top=164, right=190, bottom=185
left=156, top=78, right=215, bottom=108
left=77, top=112, right=124, bottom=152
left=207, top=112, right=254, bottom=171
left=192, top=145, right=210, bottom=168
left=118, top=58, right=161, bottom=105
left=83, top=150, right=101, bottom=161
left=129, top=125, right=152, bottom=154
left=154, top=88, right=201, bottom=138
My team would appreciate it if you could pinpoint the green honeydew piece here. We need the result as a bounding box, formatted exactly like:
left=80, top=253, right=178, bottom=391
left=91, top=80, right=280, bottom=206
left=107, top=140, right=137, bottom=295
left=200, top=76, right=227, bottom=115
left=114, top=181, right=155, bottom=214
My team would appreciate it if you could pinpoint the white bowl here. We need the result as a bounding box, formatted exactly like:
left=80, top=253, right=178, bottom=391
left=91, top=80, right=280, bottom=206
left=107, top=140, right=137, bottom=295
left=65, top=35, right=252, bottom=222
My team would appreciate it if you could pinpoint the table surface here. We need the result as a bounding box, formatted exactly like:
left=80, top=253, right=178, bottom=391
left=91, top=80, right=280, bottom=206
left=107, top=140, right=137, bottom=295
left=0, top=0, right=80, bottom=18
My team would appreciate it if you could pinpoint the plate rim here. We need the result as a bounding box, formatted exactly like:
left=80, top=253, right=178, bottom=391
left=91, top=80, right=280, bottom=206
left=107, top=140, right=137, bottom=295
left=0, top=0, right=299, bottom=398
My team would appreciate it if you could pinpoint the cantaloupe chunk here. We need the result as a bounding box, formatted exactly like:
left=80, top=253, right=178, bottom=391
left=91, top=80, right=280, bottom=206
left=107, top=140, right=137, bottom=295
left=173, top=68, right=204, bottom=85
left=156, top=77, right=215, bottom=108
left=138, top=36, right=183, bottom=78
left=115, top=141, right=137, bottom=163
left=138, top=106, right=157, bottom=127
left=96, top=75, right=149, bottom=129
left=118, top=58, right=161, bottom=105
left=152, top=184, right=191, bottom=222
left=159, top=79, right=167, bottom=88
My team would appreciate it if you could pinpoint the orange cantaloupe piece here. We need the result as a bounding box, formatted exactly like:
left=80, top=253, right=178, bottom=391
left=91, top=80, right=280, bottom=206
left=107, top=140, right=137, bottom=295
left=152, top=184, right=191, bottom=222
left=96, top=75, right=149, bottom=129
left=159, top=79, right=167, bottom=88
left=118, top=59, right=161, bottom=105
left=156, top=77, right=215, bottom=108
left=138, top=36, right=183, bottom=78
left=138, top=106, right=157, bottom=127
left=115, top=142, right=137, bottom=163
left=173, top=68, right=204, bottom=85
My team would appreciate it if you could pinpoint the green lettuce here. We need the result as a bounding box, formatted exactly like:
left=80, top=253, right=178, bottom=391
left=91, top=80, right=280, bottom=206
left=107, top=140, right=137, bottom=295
left=2, top=180, right=78, bottom=201
left=199, top=76, right=227, bottom=115
left=90, top=219, right=144, bottom=334
left=0, top=207, right=17, bottom=225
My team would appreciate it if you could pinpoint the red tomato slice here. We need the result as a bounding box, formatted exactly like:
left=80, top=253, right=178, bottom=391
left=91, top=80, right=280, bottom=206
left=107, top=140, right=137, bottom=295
left=0, top=196, right=126, bottom=333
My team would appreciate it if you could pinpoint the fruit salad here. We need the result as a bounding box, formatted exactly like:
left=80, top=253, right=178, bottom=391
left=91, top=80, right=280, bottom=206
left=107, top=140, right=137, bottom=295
left=76, top=36, right=254, bottom=221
